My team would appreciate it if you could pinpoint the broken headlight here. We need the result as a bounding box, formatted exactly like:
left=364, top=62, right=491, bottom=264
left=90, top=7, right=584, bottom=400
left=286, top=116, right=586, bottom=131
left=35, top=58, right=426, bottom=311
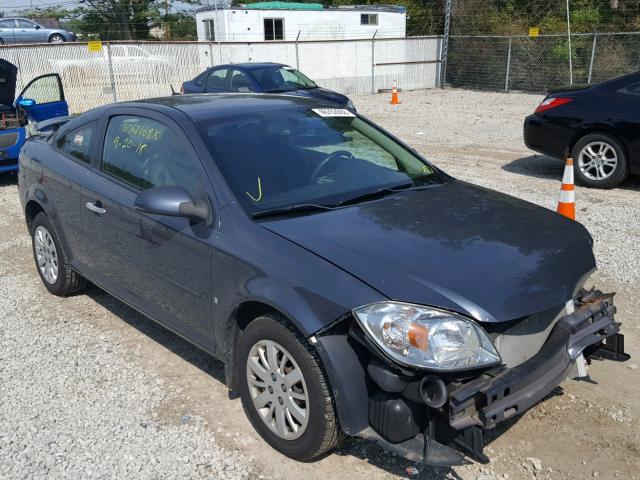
left=353, top=302, right=501, bottom=371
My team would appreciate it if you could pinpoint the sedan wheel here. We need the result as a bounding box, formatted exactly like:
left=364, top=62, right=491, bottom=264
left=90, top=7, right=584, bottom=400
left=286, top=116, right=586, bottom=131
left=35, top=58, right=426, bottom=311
left=49, top=34, right=65, bottom=43
left=571, top=133, right=628, bottom=188
left=246, top=339, right=309, bottom=440
left=578, top=141, right=617, bottom=181
left=34, top=225, right=59, bottom=284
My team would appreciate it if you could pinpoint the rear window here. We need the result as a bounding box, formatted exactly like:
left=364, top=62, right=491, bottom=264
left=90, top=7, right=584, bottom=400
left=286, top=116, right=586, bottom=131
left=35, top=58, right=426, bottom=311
left=56, top=122, right=97, bottom=163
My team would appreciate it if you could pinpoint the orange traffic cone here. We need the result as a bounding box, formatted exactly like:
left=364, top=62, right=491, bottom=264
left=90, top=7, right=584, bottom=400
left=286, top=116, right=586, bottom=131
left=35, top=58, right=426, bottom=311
left=557, top=157, right=576, bottom=220
left=390, top=80, right=400, bottom=105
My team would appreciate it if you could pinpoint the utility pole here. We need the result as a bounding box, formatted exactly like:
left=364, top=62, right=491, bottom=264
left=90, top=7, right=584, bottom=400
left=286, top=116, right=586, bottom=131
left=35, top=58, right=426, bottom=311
left=440, top=0, right=452, bottom=88
left=566, top=0, right=573, bottom=85
left=164, top=0, right=170, bottom=40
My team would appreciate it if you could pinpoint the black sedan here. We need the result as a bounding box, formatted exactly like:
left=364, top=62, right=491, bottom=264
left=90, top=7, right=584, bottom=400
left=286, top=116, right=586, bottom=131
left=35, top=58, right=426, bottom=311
left=524, top=72, right=640, bottom=188
left=18, top=94, right=628, bottom=466
left=181, top=62, right=354, bottom=110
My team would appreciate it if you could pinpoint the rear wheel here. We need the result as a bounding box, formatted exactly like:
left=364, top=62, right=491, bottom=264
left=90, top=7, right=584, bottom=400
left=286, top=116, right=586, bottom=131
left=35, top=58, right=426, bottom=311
left=237, top=315, right=343, bottom=461
left=31, top=212, right=86, bottom=296
left=572, top=133, right=628, bottom=188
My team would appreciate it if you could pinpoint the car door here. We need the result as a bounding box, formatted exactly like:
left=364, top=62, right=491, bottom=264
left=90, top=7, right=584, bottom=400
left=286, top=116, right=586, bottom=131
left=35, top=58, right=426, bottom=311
left=16, top=19, right=40, bottom=43
left=0, top=19, right=16, bottom=44
left=79, top=109, right=216, bottom=350
left=204, top=68, right=230, bottom=92
left=15, top=74, right=69, bottom=122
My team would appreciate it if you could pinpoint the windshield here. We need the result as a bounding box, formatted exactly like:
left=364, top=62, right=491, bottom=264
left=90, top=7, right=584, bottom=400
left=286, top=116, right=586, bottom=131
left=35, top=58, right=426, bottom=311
left=252, top=66, right=317, bottom=92
left=197, top=108, right=443, bottom=216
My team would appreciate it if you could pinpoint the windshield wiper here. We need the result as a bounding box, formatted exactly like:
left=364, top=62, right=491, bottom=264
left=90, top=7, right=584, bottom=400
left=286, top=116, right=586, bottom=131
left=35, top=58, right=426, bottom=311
left=264, top=88, right=294, bottom=93
left=253, top=183, right=436, bottom=218
left=334, top=183, right=415, bottom=207
left=335, top=183, right=437, bottom=207
left=253, top=203, right=335, bottom=219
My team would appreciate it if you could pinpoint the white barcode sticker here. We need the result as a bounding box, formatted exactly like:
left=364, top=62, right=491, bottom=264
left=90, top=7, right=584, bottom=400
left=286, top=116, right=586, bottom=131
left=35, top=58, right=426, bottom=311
left=311, top=108, right=355, bottom=118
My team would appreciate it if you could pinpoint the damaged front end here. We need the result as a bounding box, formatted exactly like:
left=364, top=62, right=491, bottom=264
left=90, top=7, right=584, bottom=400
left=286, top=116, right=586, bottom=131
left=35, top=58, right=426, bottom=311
left=314, top=289, right=629, bottom=466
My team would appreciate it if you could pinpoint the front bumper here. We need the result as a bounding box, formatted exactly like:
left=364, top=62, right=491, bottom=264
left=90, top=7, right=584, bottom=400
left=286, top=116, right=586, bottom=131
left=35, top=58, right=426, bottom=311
left=358, top=291, right=629, bottom=466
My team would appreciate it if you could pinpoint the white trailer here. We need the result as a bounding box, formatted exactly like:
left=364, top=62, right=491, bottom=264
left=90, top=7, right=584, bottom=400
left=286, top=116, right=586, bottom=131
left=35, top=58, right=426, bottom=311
left=196, top=2, right=406, bottom=42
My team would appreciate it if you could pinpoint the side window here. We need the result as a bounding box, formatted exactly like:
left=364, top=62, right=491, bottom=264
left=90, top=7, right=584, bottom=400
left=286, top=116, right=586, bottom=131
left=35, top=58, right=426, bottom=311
left=194, top=71, right=207, bottom=87
left=229, top=69, right=255, bottom=92
left=0, top=19, right=16, bottom=28
left=21, top=75, right=63, bottom=104
left=18, top=19, right=37, bottom=29
left=206, top=68, right=228, bottom=90
left=101, top=115, right=202, bottom=196
left=56, top=122, right=96, bottom=163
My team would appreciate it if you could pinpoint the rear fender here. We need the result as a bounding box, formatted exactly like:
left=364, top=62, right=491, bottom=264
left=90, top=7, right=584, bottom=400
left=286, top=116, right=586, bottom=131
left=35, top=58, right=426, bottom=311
left=22, top=180, right=73, bottom=258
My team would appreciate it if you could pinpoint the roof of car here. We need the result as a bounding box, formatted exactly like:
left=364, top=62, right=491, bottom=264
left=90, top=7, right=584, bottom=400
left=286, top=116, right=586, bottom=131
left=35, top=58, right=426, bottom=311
left=211, top=63, right=287, bottom=71
left=112, top=93, right=337, bottom=121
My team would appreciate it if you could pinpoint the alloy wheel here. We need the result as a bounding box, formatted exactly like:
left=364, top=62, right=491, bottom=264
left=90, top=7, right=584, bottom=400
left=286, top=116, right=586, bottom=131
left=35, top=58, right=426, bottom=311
left=34, top=226, right=59, bottom=284
left=578, top=141, right=618, bottom=181
left=246, top=339, right=309, bottom=440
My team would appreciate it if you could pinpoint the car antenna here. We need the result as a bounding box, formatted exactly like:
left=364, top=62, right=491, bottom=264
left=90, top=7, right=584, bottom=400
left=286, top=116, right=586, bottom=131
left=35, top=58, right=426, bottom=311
left=169, top=84, right=178, bottom=96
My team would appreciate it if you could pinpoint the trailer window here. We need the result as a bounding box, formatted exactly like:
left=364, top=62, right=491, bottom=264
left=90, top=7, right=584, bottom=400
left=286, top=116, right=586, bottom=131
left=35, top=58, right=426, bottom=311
left=264, top=18, right=284, bottom=41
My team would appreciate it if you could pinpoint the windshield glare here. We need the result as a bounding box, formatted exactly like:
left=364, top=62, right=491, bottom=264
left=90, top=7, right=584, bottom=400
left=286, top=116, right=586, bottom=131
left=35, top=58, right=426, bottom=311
left=252, top=67, right=317, bottom=92
left=197, top=108, right=442, bottom=216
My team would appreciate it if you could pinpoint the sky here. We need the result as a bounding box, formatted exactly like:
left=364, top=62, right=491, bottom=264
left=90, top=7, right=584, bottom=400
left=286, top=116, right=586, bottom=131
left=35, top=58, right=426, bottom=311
left=2, top=0, right=84, bottom=12
left=2, top=0, right=205, bottom=14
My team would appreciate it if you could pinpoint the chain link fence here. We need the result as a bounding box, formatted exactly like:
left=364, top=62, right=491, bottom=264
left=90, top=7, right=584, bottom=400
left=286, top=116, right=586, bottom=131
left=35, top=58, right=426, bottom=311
left=444, top=32, right=640, bottom=93
left=1, top=36, right=440, bottom=113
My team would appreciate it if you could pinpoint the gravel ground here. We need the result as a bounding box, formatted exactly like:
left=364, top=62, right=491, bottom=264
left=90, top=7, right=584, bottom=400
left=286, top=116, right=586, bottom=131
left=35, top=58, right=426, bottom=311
left=0, top=251, right=253, bottom=478
left=1, top=88, right=639, bottom=480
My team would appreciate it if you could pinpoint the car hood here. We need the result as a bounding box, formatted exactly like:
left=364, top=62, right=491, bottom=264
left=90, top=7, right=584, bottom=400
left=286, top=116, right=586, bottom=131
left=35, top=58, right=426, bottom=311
left=261, top=181, right=596, bottom=323
left=0, top=59, right=17, bottom=107
left=291, top=87, right=349, bottom=106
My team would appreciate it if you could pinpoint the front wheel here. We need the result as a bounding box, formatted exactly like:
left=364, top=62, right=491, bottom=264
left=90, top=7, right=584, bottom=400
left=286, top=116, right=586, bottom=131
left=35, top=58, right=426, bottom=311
left=237, top=315, right=343, bottom=461
left=49, top=34, right=66, bottom=43
left=572, top=133, right=628, bottom=188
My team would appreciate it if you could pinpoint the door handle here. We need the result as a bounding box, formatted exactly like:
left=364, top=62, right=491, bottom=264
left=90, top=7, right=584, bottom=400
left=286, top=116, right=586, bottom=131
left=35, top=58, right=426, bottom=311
left=85, top=201, right=106, bottom=215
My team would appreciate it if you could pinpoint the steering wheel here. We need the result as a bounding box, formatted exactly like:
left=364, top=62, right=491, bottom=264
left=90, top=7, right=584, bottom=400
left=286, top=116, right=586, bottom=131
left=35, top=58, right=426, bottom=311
left=310, top=150, right=353, bottom=184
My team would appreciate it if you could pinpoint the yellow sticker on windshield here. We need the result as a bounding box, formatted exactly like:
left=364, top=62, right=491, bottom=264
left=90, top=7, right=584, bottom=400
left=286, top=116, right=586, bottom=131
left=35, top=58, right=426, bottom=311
left=311, top=108, right=355, bottom=118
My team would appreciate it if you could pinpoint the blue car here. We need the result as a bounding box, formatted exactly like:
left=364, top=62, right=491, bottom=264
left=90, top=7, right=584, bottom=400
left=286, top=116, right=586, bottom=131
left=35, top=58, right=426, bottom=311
left=181, top=62, right=355, bottom=110
left=17, top=93, right=629, bottom=466
left=0, top=59, right=69, bottom=174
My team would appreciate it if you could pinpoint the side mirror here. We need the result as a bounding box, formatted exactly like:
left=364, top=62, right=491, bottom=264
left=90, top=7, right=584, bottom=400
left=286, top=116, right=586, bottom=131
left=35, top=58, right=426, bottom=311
left=16, top=98, right=36, bottom=107
left=35, top=25, right=41, bottom=30
left=134, top=185, right=211, bottom=224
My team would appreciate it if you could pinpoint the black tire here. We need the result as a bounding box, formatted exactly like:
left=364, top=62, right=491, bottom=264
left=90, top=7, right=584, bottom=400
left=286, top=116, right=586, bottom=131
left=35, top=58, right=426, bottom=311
left=49, top=34, right=66, bottom=43
left=31, top=212, right=86, bottom=296
left=571, top=133, right=628, bottom=188
left=236, top=314, right=343, bottom=461
left=0, top=38, right=4, bottom=45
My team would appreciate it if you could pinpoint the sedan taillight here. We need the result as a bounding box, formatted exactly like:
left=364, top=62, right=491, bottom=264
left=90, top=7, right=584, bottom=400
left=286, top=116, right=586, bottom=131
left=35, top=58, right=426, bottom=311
left=534, top=97, right=573, bottom=113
